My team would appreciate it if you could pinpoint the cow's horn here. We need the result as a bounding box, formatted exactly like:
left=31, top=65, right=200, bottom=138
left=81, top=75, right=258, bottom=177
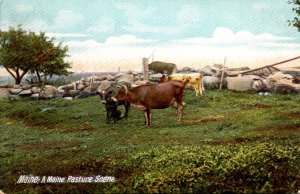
left=123, top=85, right=128, bottom=95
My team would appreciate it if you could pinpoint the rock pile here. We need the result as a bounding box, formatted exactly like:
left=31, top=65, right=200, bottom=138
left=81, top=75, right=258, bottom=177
left=1, top=64, right=299, bottom=101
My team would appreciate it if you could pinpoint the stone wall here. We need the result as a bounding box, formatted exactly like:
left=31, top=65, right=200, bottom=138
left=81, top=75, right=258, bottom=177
left=1, top=65, right=299, bottom=101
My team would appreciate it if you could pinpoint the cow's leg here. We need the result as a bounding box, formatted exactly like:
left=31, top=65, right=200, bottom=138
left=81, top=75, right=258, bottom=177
left=147, top=109, right=152, bottom=127
left=194, top=86, right=199, bottom=97
left=199, top=81, right=203, bottom=95
left=196, top=84, right=201, bottom=96
left=177, top=104, right=183, bottom=121
left=199, top=85, right=202, bottom=95
left=202, top=78, right=205, bottom=92
left=113, top=109, right=117, bottom=123
left=144, top=111, right=148, bottom=126
left=124, top=102, right=130, bottom=118
left=175, top=95, right=183, bottom=121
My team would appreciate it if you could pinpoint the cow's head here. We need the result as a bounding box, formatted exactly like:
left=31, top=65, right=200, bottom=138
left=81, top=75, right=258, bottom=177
left=112, top=85, right=128, bottom=102
left=97, top=86, right=118, bottom=104
left=182, top=75, right=191, bottom=83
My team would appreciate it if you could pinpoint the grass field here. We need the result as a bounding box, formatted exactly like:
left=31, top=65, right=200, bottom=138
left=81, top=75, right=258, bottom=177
left=0, top=89, right=299, bottom=193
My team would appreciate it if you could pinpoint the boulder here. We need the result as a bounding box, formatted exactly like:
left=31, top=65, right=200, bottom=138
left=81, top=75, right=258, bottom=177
left=9, top=88, right=22, bottom=95
left=149, top=70, right=155, bottom=75
left=136, top=76, right=143, bottom=81
left=133, top=71, right=141, bottom=76
left=97, top=80, right=112, bottom=93
left=227, top=67, right=250, bottom=71
left=67, top=90, right=81, bottom=97
left=226, top=76, right=254, bottom=91
left=200, top=65, right=219, bottom=77
left=55, top=89, right=65, bottom=98
left=0, top=84, right=12, bottom=88
left=19, top=89, right=32, bottom=96
left=0, top=88, right=9, bottom=100
left=31, top=87, right=41, bottom=94
left=116, top=74, right=134, bottom=84
left=135, top=80, right=151, bottom=85
left=149, top=73, right=163, bottom=82
left=83, top=86, right=97, bottom=94
left=213, top=64, right=223, bottom=69
left=57, top=84, right=75, bottom=91
left=94, top=76, right=107, bottom=81
left=40, top=85, right=57, bottom=99
left=64, top=97, right=73, bottom=100
left=266, top=72, right=295, bottom=90
left=21, top=84, right=32, bottom=90
left=114, top=73, right=125, bottom=79
left=82, top=80, right=91, bottom=87
left=243, top=75, right=266, bottom=91
left=91, top=81, right=102, bottom=88
left=107, top=75, right=115, bottom=81
left=190, top=67, right=196, bottom=72
left=77, top=83, right=85, bottom=90
left=31, top=93, right=40, bottom=100
left=182, top=66, right=191, bottom=72
left=252, top=79, right=267, bottom=92
left=13, top=85, right=21, bottom=89
left=127, top=70, right=133, bottom=75
left=203, top=76, right=221, bottom=89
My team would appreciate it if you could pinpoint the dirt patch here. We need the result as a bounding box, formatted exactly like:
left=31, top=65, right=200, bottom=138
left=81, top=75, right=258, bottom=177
left=184, top=115, right=225, bottom=125
left=256, top=124, right=300, bottom=132
left=15, top=140, right=80, bottom=151
left=63, top=122, right=96, bottom=132
left=245, top=103, right=273, bottom=109
left=281, top=111, right=300, bottom=119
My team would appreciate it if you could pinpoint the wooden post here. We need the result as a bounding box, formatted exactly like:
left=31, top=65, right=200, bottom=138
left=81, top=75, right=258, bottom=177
left=238, top=55, right=300, bottom=76
left=118, top=67, right=120, bottom=73
left=143, top=57, right=149, bottom=81
left=219, top=56, right=227, bottom=90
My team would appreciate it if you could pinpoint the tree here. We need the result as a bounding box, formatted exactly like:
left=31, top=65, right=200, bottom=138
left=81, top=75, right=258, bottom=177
left=289, top=0, right=300, bottom=31
left=0, top=27, right=71, bottom=84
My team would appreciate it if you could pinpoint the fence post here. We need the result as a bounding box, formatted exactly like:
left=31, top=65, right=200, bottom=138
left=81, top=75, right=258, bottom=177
left=219, top=56, right=227, bottom=90
left=143, top=57, right=149, bottom=81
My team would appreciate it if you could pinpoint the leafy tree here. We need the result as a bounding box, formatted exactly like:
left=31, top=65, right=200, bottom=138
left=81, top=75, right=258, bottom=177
left=0, top=27, right=71, bottom=84
left=289, top=0, right=300, bottom=31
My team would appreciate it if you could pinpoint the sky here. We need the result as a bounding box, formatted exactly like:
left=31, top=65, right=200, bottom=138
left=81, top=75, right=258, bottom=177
left=0, top=0, right=300, bottom=73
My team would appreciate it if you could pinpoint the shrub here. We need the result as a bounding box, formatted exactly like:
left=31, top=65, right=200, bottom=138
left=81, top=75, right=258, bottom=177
left=129, top=143, right=300, bottom=193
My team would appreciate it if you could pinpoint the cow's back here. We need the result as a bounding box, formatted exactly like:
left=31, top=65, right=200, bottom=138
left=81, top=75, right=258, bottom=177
left=132, top=81, right=184, bottom=109
left=148, top=61, right=177, bottom=75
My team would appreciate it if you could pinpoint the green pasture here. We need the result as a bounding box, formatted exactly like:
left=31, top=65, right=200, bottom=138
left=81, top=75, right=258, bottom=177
left=0, top=89, right=299, bottom=193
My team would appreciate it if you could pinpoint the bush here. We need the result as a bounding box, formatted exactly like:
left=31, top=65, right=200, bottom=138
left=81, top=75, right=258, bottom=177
left=129, top=143, right=300, bottom=193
